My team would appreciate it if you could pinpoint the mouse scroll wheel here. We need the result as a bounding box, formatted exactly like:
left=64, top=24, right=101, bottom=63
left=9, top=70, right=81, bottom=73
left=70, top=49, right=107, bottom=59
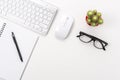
left=66, top=17, right=69, bottom=20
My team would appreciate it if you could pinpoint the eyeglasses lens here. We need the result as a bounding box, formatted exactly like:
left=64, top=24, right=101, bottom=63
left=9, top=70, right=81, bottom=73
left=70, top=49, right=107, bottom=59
left=79, top=35, right=92, bottom=43
left=93, top=40, right=103, bottom=49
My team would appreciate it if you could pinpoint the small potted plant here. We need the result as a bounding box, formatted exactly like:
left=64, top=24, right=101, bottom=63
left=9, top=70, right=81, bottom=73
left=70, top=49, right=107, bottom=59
left=86, top=10, right=104, bottom=27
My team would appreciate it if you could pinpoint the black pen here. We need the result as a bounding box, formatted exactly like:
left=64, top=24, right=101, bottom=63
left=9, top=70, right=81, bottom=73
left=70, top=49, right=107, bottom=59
left=12, top=32, right=23, bottom=62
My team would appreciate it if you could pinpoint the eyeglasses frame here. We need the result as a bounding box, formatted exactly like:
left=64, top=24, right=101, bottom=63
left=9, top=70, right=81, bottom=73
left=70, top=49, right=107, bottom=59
left=77, top=31, right=108, bottom=51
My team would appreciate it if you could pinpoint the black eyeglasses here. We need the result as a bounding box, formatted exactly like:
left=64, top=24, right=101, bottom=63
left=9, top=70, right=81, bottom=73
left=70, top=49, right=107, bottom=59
left=77, top=31, right=108, bottom=51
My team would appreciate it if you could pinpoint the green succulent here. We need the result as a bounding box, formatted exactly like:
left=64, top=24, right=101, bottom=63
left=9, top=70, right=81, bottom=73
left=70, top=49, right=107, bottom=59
left=86, top=10, right=103, bottom=27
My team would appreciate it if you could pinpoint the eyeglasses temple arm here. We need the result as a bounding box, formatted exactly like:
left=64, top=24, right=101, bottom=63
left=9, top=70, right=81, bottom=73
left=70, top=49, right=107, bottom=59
left=101, top=42, right=106, bottom=51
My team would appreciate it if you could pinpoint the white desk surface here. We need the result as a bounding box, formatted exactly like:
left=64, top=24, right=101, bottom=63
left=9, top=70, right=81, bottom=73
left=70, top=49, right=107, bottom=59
left=22, top=0, right=120, bottom=80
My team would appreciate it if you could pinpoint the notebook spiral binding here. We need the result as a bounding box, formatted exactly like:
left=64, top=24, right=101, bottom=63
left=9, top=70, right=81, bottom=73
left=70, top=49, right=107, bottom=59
left=0, top=23, right=6, bottom=37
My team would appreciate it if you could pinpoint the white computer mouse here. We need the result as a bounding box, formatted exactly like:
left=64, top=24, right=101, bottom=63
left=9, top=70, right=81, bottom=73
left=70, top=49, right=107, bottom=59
left=55, top=15, right=74, bottom=40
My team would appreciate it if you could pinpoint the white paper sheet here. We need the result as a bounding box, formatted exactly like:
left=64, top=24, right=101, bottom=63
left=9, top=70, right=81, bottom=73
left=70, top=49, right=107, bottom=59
left=0, top=19, right=39, bottom=80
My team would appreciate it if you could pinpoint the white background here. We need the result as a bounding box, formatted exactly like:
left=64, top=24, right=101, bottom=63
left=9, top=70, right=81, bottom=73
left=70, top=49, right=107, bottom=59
left=22, top=0, right=120, bottom=80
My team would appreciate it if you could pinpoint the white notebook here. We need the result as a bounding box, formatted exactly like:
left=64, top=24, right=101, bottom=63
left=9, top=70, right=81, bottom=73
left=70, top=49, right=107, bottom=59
left=0, top=19, right=39, bottom=80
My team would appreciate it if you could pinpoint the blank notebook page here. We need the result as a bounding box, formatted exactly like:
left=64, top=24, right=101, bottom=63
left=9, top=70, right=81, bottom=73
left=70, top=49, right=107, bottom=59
left=0, top=19, right=39, bottom=80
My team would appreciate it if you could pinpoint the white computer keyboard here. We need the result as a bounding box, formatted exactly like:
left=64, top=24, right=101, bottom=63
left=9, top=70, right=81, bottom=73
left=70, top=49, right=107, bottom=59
left=0, top=0, right=57, bottom=35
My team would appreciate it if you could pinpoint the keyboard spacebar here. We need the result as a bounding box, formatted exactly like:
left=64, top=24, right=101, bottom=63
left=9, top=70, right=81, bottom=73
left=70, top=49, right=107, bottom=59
left=5, top=14, right=25, bottom=25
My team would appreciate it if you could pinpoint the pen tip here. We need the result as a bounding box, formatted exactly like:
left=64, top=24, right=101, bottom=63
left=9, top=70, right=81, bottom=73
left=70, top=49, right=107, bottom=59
left=21, top=60, right=23, bottom=62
